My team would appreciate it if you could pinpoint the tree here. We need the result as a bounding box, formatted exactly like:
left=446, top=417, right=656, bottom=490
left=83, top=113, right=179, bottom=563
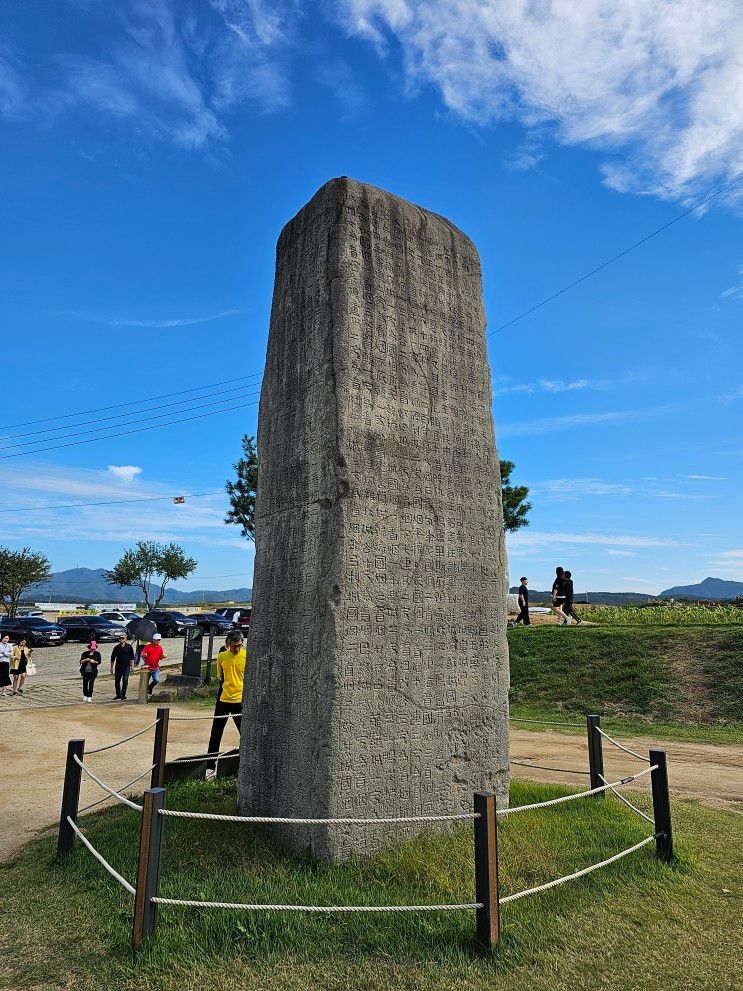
left=225, top=433, right=258, bottom=542
left=0, top=546, right=52, bottom=617
left=105, top=541, right=197, bottom=611
left=500, top=459, right=531, bottom=533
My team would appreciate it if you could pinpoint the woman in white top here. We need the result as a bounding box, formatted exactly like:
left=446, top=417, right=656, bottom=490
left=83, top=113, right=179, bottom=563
left=0, top=635, right=12, bottom=696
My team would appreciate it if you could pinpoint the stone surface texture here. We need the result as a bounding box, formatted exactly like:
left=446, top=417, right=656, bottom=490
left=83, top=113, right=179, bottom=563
left=240, top=178, right=509, bottom=860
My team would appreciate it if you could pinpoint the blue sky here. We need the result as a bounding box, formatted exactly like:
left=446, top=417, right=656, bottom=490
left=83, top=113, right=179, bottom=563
left=1, top=0, right=741, bottom=595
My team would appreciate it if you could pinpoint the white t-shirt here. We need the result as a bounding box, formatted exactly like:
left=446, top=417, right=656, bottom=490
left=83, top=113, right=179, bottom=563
left=0, top=642, right=13, bottom=664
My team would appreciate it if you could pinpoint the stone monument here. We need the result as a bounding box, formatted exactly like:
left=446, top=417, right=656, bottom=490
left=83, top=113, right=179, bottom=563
left=239, top=178, right=510, bottom=860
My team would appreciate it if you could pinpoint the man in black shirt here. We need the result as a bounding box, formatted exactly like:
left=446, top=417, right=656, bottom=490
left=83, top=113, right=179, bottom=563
left=563, top=571, right=582, bottom=625
left=110, top=632, right=135, bottom=700
left=515, top=577, right=531, bottom=625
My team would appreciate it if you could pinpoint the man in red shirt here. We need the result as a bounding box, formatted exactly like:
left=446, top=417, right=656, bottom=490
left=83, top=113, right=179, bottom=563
left=140, top=633, right=166, bottom=699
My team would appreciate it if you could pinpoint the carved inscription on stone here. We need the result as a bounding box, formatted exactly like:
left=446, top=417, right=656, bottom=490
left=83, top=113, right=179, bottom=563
left=239, top=178, right=510, bottom=860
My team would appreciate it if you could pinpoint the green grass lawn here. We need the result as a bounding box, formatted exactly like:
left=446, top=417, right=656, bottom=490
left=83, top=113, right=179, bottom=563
left=1, top=777, right=741, bottom=991
left=508, top=625, right=743, bottom=743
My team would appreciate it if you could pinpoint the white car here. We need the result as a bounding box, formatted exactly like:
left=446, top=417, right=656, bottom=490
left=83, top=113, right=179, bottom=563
left=99, top=610, right=141, bottom=627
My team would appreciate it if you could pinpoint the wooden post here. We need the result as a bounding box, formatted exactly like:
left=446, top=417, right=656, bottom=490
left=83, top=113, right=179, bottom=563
left=57, top=739, right=85, bottom=858
left=132, top=787, right=166, bottom=950
left=649, top=748, right=674, bottom=861
left=474, top=791, right=500, bottom=948
left=150, top=708, right=170, bottom=789
left=587, top=715, right=604, bottom=797
left=137, top=667, right=149, bottom=705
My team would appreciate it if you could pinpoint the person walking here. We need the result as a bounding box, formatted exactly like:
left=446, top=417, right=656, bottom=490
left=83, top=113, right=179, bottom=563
left=140, top=633, right=166, bottom=699
left=79, top=640, right=101, bottom=702
left=551, top=566, right=568, bottom=625
left=0, top=634, right=12, bottom=697
left=515, top=577, right=531, bottom=625
left=10, top=638, right=32, bottom=695
left=110, top=632, right=135, bottom=700
left=205, top=630, right=246, bottom=781
left=562, top=570, right=582, bottom=625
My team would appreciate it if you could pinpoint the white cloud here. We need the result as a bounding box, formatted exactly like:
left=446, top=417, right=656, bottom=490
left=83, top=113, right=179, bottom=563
left=499, top=405, right=675, bottom=437
left=721, top=264, right=743, bottom=299
left=70, top=308, right=242, bottom=328
left=531, top=478, right=633, bottom=499
left=108, top=465, right=143, bottom=483
left=606, top=549, right=636, bottom=557
left=0, top=48, right=27, bottom=120
left=685, top=474, right=728, bottom=481
left=509, top=530, right=683, bottom=550
left=494, top=377, right=598, bottom=397
left=339, top=0, right=743, bottom=203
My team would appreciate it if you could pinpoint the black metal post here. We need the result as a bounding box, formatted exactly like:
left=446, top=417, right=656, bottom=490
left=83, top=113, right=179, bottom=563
left=151, top=708, right=170, bottom=789
left=132, top=787, right=167, bottom=950
left=57, top=738, right=85, bottom=858
left=474, top=791, right=500, bottom=948
left=204, top=625, right=215, bottom=686
left=649, top=748, right=674, bottom=861
left=587, top=715, right=604, bottom=797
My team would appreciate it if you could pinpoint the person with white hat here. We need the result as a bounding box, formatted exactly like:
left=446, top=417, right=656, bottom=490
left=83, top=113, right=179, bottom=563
left=139, top=633, right=167, bottom=699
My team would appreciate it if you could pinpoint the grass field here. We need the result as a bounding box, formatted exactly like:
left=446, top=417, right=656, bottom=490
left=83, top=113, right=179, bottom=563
left=583, top=604, right=742, bottom=626
left=1, top=777, right=740, bottom=991
left=508, top=624, right=743, bottom=741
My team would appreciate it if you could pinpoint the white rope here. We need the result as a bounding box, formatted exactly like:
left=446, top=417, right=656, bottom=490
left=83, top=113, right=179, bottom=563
left=74, top=755, right=143, bottom=811
left=152, top=897, right=481, bottom=912
left=168, top=750, right=234, bottom=764
left=598, top=774, right=655, bottom=825
left=509, top=717, right=585, bottom=728
left=594, top=727, right=650, bottom=763
left=78, top=765, right=156, bottom=814
left=170, top=713, right=235, bottom=721
left=510, top=758, right=590, bottom=775
left=86, top=718, right=160, bottom=754
left=498, top=766, right=656, bottom=816
left=66, top=817, right=136, bottom=896
left=159, top=809, right=479, bottom=824
left=500, top=834, right=656, bottom=904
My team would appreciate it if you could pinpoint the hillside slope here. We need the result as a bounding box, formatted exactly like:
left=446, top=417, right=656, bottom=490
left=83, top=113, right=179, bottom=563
left=659, top=576, right=743, bottom=600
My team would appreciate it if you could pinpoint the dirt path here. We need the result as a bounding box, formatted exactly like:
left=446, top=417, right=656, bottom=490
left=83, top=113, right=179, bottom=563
left=1, top=708, right=740, bottom=862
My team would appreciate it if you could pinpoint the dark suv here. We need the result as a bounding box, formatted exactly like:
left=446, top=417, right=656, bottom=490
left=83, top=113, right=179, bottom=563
left=0, top=616, right=67, bottom=646
left=57, top=615, right=121, bottom=643
left=143, top=610, right=197, bottom=637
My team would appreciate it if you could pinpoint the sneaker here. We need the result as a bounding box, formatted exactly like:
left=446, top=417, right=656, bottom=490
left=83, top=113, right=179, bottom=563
left=17, top=688, right=23, bottom=694
left=205, top=768, right=217, bottom=782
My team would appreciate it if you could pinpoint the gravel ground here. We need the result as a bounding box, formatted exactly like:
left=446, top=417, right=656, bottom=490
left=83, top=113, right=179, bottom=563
left=22, top=636, right=185, bottom=681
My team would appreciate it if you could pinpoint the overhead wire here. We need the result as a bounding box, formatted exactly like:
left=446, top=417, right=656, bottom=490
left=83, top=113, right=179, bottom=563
left=0, top=490, right=225, bottom=514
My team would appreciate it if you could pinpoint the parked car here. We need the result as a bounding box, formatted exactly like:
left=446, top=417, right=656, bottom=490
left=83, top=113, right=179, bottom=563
left=218, top=607, right=252, bottom=630
left=99, top=610, right=141, bottom=626
left=143, top=610, right=198, bottom=637
left=57, top=615, right=122, bottom=643
left=0, top=616, right=67, bottom=646
left=17, top=609, right=45, bottom=618
left=187, top=612, right=235, bottom=633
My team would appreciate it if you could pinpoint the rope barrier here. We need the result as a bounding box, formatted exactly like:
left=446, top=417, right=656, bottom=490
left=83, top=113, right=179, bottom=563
left=509, top=717, right=585, bottom=729
left=598, top=774, right=655, bottom=825
left=66, top=817, right=136, bottom=895
left=151, top=897, right=482, bottom=912
left=169, top=713, right=235, bottom=721
left=498, top=766, right=656, bottom=816
left=510, top=758, right=591, bottom=775
left=594, top=728, right=650, bottom=763
left=499, top=834, right=656, bottom=904
left=159, top=809, right=479, bottom=824
left=78, top=765, right=156, bottom=814
left=167, top=750, right=234, bottom=764
left=86, top=719, right=160, bottom=754
left=73, top=755, right=144, bottom=811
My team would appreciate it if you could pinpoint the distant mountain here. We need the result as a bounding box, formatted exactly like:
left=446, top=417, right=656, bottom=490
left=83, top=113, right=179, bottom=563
left=509, top=588, right=661, bottom=605
left=659, top=577, right=743, bottom=601
left=27, top=567, right=252, bottom=605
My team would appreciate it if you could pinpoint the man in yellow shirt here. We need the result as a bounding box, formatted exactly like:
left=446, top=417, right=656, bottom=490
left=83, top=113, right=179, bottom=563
left=205, top=629, right=246, bottom=781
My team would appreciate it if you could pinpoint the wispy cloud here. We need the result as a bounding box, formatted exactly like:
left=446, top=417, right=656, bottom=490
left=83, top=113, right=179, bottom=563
left=685, top=474, right=728, bottom=481
left=499, top=405, right=675, bottom=437
left=108, top=465, right=143, bottom=483
left=721, top=264, right=743, bottom=299
left=508, top=530, right=683, bottom=550
left=717, top=385, right=743, bottom=403
left=606, top=549, right=636, bottom=557
left=68, top=308, right=241, bottom=328
left=493, top=378, right=599, bottom=397
left=531, top=478, right=633, bottom=499
left=339, top=1, right=743, bottom=205
left=0, top=47, right=27, bottom=120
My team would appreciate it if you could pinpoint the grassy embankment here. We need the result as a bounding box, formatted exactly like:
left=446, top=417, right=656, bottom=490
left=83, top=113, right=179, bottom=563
left=509, top=624, right=743, bottom=743
left=1, top=776, right=741, bottom=991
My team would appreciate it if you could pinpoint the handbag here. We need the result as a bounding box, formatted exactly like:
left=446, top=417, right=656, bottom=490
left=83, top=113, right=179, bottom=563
left=27, top=661, right=37, bottom=677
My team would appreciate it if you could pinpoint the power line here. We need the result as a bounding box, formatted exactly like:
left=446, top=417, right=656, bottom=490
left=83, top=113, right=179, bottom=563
left=0, top=382, right=261, bottom=441
left=31, top=571, right=249, bottom=584
left=0, top=490, right=226, bottom=514
left=487, top=172, right=743, bottom=337
left=0, top=400, right=259, bottom=460
left=0, top=371, right=263, bottom=431
left=0, top=386, right=261, bottom=452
